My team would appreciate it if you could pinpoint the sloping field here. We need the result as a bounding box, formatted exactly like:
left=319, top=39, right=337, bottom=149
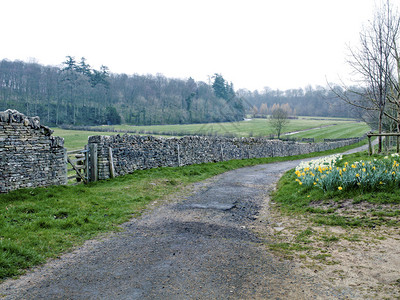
left=289, top=122, right=370, bottom=142
left=54, top=117, right=369, bottom=151
left=94, top=117, right=366, bottom=138
left=52, top=129, right=121, bottom=151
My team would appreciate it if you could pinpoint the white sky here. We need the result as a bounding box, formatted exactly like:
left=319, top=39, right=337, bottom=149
left=0, top=0, right=384, bottom=91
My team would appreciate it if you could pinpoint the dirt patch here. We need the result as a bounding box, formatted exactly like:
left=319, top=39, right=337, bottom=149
left=254, top=195, right=400, bottom=299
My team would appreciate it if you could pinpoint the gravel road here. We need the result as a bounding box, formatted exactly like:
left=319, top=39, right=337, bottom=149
left=0, top=146, right=370, bottom=299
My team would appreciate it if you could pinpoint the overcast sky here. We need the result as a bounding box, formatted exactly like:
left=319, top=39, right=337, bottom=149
left=1, top=0, right=384, bottom=91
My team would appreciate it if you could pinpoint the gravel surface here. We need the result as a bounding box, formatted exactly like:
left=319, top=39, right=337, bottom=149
left=0, top=145, right=370, bottom=299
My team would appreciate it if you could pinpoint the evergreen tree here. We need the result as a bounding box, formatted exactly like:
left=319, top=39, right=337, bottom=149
left=212, top=73, right=227, bottom=100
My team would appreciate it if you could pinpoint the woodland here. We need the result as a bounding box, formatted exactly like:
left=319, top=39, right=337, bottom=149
left=0, top=57, right=357, bottom=127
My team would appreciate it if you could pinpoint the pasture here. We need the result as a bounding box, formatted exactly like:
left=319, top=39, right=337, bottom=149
left=288, top=121, right=370, bottom=141
left=55, top=117, right=369, bottom=150
left=94, top=117, right=364, bottom=138
left=53, top=128, right=121, bottom=151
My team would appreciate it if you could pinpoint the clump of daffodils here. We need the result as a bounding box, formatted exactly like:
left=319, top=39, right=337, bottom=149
left=296, top=154, right=342, bottom=172
left=295, top=153, right=400, bottom=192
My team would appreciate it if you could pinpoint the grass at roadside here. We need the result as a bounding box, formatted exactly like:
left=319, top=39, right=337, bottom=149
left=268, top=149, right=400, bottom=262
left=0, top=139, right=368, bottom=281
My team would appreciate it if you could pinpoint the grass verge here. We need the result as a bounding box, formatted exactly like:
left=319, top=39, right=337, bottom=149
left=268, top=148, right=400, bottom=266
left=0, top=139, right=367, bottom=281
left=272, top=150, right=400, bottom=228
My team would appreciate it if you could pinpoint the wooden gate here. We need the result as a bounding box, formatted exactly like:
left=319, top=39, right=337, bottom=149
left=67, top=149, right=89, bottom=184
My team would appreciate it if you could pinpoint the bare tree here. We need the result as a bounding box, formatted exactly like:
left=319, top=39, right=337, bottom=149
left=269, top=107, right=290, bottom=139
left=330, top=0, right=400, bottom=152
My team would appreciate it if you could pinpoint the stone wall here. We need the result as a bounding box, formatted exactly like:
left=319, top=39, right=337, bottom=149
left=0, top=110, right=67, bottom=193
left=88, top=134, right=362, bottom=180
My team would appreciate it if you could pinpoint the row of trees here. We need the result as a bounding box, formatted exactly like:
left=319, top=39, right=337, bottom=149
left=0, top=58, right=245, bottom=126
left=239, top=85, right=360, bottom=119
left=251, top=102, right=296, bottom=118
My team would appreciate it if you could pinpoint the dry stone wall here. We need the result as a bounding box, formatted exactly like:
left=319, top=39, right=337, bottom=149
left=0, top=110, right=67, bottom=193
left=88, top=134, right=362, bottom=180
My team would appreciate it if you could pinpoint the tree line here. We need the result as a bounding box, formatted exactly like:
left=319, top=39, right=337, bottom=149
left=0, top=56, right=365, bottom=128
left=0, top=58, right=244, bottom=126
left=238, top=85, right=359, bottom=119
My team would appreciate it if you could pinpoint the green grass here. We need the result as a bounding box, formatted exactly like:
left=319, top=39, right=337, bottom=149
left=272, top=150, right=400, bottom=228
left=0, top=139, right=368, bottom=281
left=54, top=117, right=369, bottom=151
left=91, top=117, right=365, bottom=138
left=290, top=122, right=370, bottom=142
left=52, top=128, right=122, bottom=151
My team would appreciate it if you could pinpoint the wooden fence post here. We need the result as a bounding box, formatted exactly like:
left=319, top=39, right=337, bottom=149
left=368, top=135, right=372, bottom=156
left=85, top=145, right=89, bottom=182
left=385, top=136, right=389, bottom=155
left=108, top=147, right=115, bottom=179
left=89, top=143, right=98, bottom=182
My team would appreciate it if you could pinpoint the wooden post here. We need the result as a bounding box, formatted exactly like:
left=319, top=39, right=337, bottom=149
left=108, top=147, right=115, bottom=179
left=89, top=143, right=98, bottom=182
left=397, top=136, right=399, bottom=153
left=368, top=136, right=372, bottom=156
left=75, top=153, right=85, bottom=182
left=63, top=149, right=68, bottom=185
left=220, top=145, right=224, bottom=161
left=85, top=145, right=89, bottom=182
left=385, top=136, right=389, bottom=155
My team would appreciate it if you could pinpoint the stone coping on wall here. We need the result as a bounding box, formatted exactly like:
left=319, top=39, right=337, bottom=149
left=0, top=109, right=53, bottom=136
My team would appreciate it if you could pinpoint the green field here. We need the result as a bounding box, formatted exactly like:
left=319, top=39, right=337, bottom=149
left=52, top=129, right=121, bottom=151
left=95, top=117, right=362, bottom=137
left=288, top=122, right=370, bottom=142
left=53, top=117, right=370, bottom=151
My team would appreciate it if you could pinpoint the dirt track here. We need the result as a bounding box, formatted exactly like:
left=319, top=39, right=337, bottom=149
left=0, top=146, right=372, bottom=299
